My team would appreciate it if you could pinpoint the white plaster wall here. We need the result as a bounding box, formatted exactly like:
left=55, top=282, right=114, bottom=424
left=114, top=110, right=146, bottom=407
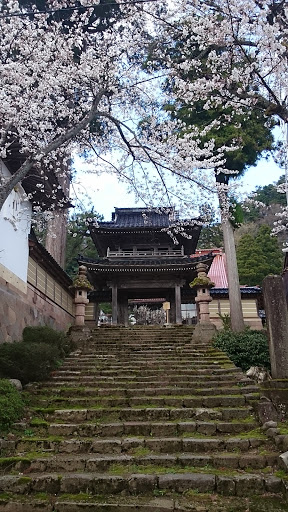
left=0, top=160, right=32, bottom=283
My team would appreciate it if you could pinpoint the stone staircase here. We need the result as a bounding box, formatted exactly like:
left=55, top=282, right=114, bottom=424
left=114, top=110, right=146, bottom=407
left=0, top=326, right=287, bottom=511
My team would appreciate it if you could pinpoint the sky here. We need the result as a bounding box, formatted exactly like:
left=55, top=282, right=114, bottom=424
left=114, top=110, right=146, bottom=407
left=72, top=154, right=285, bottom=221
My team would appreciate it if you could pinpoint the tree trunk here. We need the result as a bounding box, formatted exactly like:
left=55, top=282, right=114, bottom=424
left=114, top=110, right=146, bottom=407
left=221, top=213, right=245, bottom=332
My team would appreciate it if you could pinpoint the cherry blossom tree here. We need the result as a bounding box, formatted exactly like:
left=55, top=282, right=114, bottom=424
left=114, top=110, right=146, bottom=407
left=0, top=0, right=167, bottom=210
left=1, top=0, right=287, bottom=332
left=139, top=0, right=287, bottom=330
left=0, top=0, right=238, bottom=219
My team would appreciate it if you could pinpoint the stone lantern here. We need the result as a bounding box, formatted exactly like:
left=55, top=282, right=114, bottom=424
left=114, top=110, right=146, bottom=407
left=72, top=265, right=92, bottom=326
left=189, top=263, right=216, bottom=342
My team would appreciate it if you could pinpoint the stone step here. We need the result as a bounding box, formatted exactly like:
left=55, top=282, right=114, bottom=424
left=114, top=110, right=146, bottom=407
left=36, top=373, right=247, bottom=387
left=47, top=376, right=245, bottom=387
left=64, top=350, right=227, bottom=357
left=30, top=393, right=255, bottom=409
left=51, top=370, right=242, bottom=379
left=15, top=434, right=272, bottom=455
left=32, top=377, right=251, bottom=391
left=85, top=345, right=207, bottom=352
left=2, top=494, right=288, bottom=512
left=33, top=405, right=254, bottom=423
left=50, top=368, right=243, bottom=379
left=60, top=361, right=232, bottom=370
left=28, top=384, right=259, bottom=398
left=45, top=419, right=258, bottom=438
left=0, top=471, right=282, bottom=497
left=52, top=366, right=235, bottom=377
left=87, top=338, right=195, bottom=345
left=68, top=349, right=224, bottom=357
left=0, top=452, right=279, bottom=474
left=61, top=353, right=231, bottom=362
left=1, top=329, right=283, bottom=507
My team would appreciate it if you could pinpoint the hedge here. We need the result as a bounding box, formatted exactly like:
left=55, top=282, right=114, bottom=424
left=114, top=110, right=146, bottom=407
left=212, top=328, right=270, bottom=372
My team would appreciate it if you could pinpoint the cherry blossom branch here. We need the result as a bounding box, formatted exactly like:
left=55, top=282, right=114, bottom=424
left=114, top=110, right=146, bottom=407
left=0, top=90, right=105, bottom=210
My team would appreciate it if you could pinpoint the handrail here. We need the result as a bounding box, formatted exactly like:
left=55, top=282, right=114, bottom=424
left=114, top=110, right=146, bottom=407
left=107, top=247, right=184, bottom=258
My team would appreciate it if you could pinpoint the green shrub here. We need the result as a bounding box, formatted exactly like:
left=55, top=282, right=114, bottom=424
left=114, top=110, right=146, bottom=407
left=212, top=328, right=270, bottom=372
left=0, top=342, right=60, bottom=385
left=0, top=379, right=24, bottom=431
left=22, top=326, right=72, bottom=356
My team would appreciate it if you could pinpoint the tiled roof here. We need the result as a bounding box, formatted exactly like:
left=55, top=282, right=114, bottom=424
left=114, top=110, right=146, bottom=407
left=211, top=287, right=261, bottom=295
left=98, top=207, right=184, bottom=229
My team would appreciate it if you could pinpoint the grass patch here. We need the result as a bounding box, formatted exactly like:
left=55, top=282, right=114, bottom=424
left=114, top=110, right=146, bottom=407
left=59, top=493, right=96, bottom=502
left=275, top=469, right=288, bottom=480
left=17, top=476, right=32, bottom=484
left=20, top=435, right=63, bottom=442
left=33, top=493, right=49, bottom=500
left=32, top=407, right=56, bottom=414
left=29, top=418, right=49, bottom=427
left=236, top=428, right=266, bottom=439
left=130, top=446, right=152, bottom=456
left=107, top=463, right=240, bottom=477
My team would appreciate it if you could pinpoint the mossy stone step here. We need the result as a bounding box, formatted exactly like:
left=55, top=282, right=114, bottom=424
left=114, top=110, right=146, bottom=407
left=60, top=362, right=232, bottom=370
left=31, top=394, right=248, bottom=407
left=52, top=366, right=233, bottom=377
left=36, top=406, right=253, bottom=423
left=28, top=385, right=259, bottom=399
left=1, top=329, right=284, bottom=507
left=2, top=494, right=288, bottom=512
left=0, top=472, right=283, bottom=497
left=16, top=435, right=270, bottom=455
left=49, top=375, right=242, bottom=385
left=45, top=419, right=258, bottom=437
left=38, top=374, right=247, bottom=387
left=54, top=369, right=241, bottom=377
left=1, top=452, right=278, bottom=474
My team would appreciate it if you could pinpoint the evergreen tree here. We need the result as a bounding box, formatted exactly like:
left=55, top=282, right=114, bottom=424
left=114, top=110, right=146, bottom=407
left=242, top=175, right=286, bottom=223
left=198, top=224, right=223, bottom=249
left=65, top=210, right=103, bottom=277
left=236, top=225, right=283, bottom=286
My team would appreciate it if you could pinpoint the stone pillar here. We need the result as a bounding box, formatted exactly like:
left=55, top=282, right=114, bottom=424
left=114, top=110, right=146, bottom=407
left=194, top=264, right=213, bottom=324
left=190, top=263, right=216, bottom=343
left=175, top=284, right=182, bottom=324
left=263, top=275, right=288, bottom=379
left=112, top=284, right=118, bottom=325
left=73, top=265, right=90, bottom=326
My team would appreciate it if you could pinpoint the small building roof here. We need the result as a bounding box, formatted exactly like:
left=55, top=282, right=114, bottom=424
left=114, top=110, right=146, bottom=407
left=100, top=207, right=178, bottom=229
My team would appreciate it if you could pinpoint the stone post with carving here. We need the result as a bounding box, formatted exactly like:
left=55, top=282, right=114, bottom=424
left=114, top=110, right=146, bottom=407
left=72, top=265, right=92, bottom=326
left=190, top=263, right=216, bottom=343
left=263, top=275, right=288, bottom=379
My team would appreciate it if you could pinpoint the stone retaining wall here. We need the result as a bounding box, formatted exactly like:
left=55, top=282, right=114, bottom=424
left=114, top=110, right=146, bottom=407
left=0, top=276, right=74, bottom=343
